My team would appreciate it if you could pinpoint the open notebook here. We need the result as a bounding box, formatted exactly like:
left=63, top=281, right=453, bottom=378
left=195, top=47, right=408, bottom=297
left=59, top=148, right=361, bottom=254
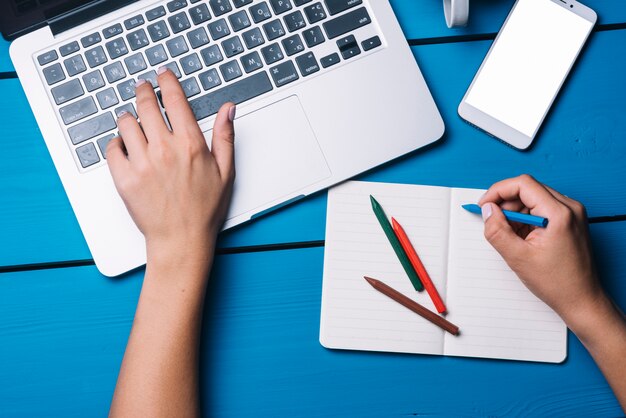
left=320, top=181, right=567, bottom=363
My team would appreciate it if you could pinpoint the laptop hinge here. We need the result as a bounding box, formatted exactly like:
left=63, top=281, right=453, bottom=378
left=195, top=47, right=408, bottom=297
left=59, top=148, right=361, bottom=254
left=47, top=0, right=138, bottom=36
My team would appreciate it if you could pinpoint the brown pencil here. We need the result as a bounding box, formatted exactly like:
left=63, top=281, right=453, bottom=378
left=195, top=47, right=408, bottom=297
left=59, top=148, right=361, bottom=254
left=364, top=276, right=460, bottom=336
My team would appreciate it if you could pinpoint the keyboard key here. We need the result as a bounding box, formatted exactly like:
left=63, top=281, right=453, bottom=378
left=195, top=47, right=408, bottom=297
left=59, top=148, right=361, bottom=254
left=167, top=0, right=187, bottom=12
left=117, top=79, right=137, bottom=101
left=138, top=70, right=158, bottom=88
left=189, top=4, right=212, bottom=24
left=180, top=53, right=203, bottom=75
left=242, top=28, right=265, bottom=49
left=52, top=79, right=83, bottom=105
left=269, top=60, right=298, bottom=87
left=263, top=19, right=285, bottom=41
left=198, top=68, right=222, bottom=90
left=96, top=87, right=120, bottom=109
left=337, top=34, right=360, bottom=59
left=233, top=0, right=253, bottom=7
left=59, top=41, right=80, bottom=57
left=190, top=71, right=273, bottom=120
left=124, top=53, right=147, bottom=74
left=68, top=112, right=116, bottom=145
left=270, top=0, right=292, bottom=15
left=302, top=26, right=324, bottom=47
left=146, top=44, right=168, bottom=66
left=164, top=62, right=183, bottom=78
left=59, top=96, right=98, bottom=125
left=229, top=10, right=251, bottom=31
left=240, top=51, right=263, bottom=73
left=221, top=36, right=244, bottom=58
left=114, top=104, right=137, bottom=118
left=219, top=60, right=242, bottom=82
left=97, top=133, right=117, bottom=158
left=169, top=12, right=191, bottom=34
left=209, top=0, right=232, bottom=17
left=180, top=78, right=201, bottom=97
left=249, top=2, right=272, bottom=23
left=283, top=11, right=306, bottom=32
left=295, top=51, right=319, bottom=76
left=208, top=18, right=231, bottom=40
left=81, top=33, right=101, bottom=48
left=261, top=43, right=284, bottom=64
left=82, top=70, right=106, bottom=91
left=362, top=35, right=381, bottom=51
left=187, top=27, right=210, bottom=48
left=282, top=34, right=304, bottom=56
left=76, top=142, right=100, bottom=168
left=127, top=29, right=150, bottom=50
left=103, top=62, right=126, bottom=83
left=124, top=15, right=145, bottom=30
left=147, top=20, right=171, bottom=42
left=200, top=44, right=224, bottom=66
left=323, top=7, right=370, bottom=39
left=324, top=0, right=361, bottom=15
left=103, top=23, right=123, bottom=39
left=106, top=38, right=129, bottom=59
left=294, top=0, right=313, bottom=5
left=85, top=46, right=108, bottom=68
left=146, top=5, right=166, bottom=21
left=43, top=63, right=66, bottom=85
left=63, top=55, right=86, bottom=76
left=166, top=36, right=189, bottom=57
left=304, top=2, right=327, bottom=24
left=320, top=52, right=340, bottom=68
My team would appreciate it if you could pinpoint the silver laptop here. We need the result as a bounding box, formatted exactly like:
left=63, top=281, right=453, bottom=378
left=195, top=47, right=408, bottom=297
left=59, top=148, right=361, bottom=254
left=8, top=0, right=444, bottom=276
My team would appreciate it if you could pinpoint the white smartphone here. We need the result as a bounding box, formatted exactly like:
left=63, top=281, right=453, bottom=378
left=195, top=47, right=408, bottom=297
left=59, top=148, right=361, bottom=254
left=458, top=0, right=597, bottom=149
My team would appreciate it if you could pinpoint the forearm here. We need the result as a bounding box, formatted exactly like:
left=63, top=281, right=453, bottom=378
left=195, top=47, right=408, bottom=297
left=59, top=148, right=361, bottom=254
left=564, top=293, right=626, bottom=412
left=110, top=242, right=214, bottom=418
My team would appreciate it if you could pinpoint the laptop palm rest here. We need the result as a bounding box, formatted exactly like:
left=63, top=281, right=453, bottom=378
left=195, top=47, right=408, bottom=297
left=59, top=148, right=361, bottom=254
left=203, top=95, right=331, bottom=221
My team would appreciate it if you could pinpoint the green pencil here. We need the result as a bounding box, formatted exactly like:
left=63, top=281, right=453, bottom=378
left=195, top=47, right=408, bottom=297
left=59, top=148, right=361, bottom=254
left=369, top=195, right=423, bottom=291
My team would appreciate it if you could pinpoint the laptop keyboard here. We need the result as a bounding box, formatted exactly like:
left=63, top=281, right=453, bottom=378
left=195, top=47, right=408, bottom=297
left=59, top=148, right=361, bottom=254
left=35, top=0, right=382, bottom=170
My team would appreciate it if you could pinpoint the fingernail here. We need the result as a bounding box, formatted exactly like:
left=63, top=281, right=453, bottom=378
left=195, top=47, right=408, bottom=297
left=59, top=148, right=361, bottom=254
left=135, top=78, right=146, bottom=88
left=157, top=66, right=169, bottom=75
left=117, top=111, right=128, bottom=120
left=481, top=203, right=493, bottom=221
left=228, top=105, right=236, bottom=122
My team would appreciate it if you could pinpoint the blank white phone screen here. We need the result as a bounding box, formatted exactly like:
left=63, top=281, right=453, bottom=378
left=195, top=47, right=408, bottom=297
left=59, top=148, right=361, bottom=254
left=465, top=0, right=593, bottom=137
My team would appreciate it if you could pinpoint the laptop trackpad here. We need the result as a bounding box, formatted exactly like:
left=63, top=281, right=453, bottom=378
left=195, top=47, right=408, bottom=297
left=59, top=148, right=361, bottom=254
left=203, top=95, right=331, bottom=220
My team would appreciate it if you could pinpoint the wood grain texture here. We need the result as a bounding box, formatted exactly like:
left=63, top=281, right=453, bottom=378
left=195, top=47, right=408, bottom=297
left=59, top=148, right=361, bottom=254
left=0, top=221, right=624, bottom=417
left=1, top=28, right=625, bottom=267
left=0, top=37, right=11, bottom=73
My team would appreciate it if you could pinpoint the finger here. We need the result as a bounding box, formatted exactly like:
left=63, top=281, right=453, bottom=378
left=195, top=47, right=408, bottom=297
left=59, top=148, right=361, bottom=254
left=157, top=67, right=202, bottom=137
left=478, top=174, right=562, bottom=218
left=500, top=199, right=528, bottom=213
left=543, top=185, right=588, bottom=221
left=482, top=203, right=529, bottom=261
left=106, top=136, right=130, bottom=183
left=117, top=112, right=148, bottom=163
left=211, top=102, right=236, bottom=180
left=134, top=78, right=170, bottom=141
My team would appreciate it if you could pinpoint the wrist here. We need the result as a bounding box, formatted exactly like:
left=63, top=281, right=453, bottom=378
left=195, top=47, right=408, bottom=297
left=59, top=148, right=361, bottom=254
left=562, top=290, right=621, bottom=343
left=145, top=234, right=216, bottom=281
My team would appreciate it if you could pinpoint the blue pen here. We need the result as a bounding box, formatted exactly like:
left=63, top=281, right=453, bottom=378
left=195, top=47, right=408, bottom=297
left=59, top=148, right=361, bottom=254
left=462, top=204, right=549, bottom=228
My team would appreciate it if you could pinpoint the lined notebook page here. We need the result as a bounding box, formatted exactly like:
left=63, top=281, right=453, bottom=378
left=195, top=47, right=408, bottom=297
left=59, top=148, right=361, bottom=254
left=443, top=188, right=567, bottom=363
left=320, top=181, right=451, bottom=355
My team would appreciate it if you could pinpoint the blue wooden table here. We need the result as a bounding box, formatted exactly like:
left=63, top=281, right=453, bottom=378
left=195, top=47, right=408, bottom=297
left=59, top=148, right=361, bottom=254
left=1, top=1, right=625, bottom=416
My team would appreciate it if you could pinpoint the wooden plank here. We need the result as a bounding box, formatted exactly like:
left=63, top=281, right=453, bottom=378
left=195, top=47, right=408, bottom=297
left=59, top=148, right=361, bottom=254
left=391, top=0, right=626, bottom=41
left=1, top=29, right=625, bottom=266
left=0, top=37, right=12, bottom=73
left=0, top=221, right=624, bottom=416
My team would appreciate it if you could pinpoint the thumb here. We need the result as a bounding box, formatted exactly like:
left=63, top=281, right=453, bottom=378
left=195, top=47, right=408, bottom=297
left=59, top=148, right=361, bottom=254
left=482, top=203, right=528, bottom=262
left=211, top=102, right=236, bottom=181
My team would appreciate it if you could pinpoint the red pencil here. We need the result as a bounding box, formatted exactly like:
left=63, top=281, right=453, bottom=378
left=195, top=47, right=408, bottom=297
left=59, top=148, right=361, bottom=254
left=391, top=217, right=447, bottom=314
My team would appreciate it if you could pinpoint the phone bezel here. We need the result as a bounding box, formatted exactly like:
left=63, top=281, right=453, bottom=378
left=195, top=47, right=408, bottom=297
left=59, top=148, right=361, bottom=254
left=457, top=0, right=597, bottom=150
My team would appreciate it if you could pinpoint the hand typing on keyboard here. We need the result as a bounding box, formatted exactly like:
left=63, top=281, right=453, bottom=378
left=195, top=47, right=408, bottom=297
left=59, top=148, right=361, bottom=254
left=107, top=66, right=236, bottom=257
left=108, top=66, right=236, bottom=417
